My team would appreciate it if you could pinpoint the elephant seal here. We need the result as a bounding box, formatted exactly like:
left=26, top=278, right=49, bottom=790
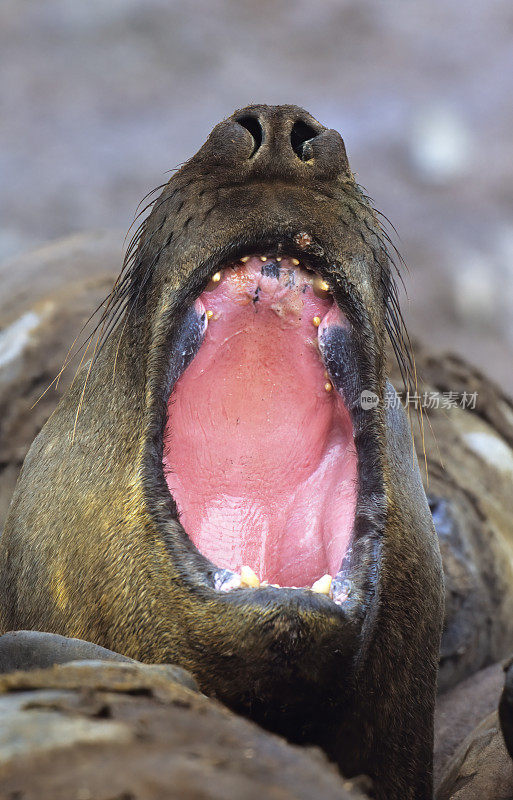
left=0, top=105, right=444, bottom=799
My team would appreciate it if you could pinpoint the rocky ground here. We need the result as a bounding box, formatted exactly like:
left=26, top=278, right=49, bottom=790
left=0, top=659, right=369, bottom=800
left=0, top=650, right=511, bottom=799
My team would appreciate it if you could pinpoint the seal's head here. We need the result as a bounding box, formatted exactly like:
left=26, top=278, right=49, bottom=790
left=1, top=106, right=443, bottom=800
left=117, top=103, right=394, bottom=623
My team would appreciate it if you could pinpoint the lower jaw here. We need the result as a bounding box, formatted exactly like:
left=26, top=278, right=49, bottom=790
left=162, top=253, right=362, bottom=605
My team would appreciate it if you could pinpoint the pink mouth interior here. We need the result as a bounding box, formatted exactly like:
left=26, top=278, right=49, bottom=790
left=163, top=256, right=357, bottom=587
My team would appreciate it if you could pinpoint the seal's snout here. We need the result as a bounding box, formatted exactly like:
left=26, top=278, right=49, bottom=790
left=207, top=104, right=348, bottom=178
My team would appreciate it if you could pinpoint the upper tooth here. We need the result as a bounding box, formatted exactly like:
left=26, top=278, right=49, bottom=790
left=313, top=276, right=330, bottom=298
left=205, top=271, right=223, bottom=291
left=291, top=258, right=300, bottom=266
left=311, top=574, right=332, bottom=594
left=240, top=566, right=260, bottom=588
left=240, top=256, right=250, bottom=263
left=260, top=256, right=268, bottom=262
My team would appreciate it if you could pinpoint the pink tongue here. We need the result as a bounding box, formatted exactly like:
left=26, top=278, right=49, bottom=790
left=163, top=257, right=357, bottom=587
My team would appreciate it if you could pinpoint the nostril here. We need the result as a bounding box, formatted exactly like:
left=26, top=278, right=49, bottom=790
left=236, top=115, right=263, bottom=157
left=290, top=120, right=319, bottom=161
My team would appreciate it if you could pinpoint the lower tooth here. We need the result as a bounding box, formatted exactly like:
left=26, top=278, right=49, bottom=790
left=240, top=565, right=260, bottom=588
left=311, top=574, right=332, bottom=594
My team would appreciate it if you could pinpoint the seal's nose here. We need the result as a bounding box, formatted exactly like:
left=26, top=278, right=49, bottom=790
left=235, top=113, right=319, bottom=162
left=289, top=119, right=321, bottom=161
left=235, top=114, right=264, bottom=158
left=232, top=105, right=348, bottom=178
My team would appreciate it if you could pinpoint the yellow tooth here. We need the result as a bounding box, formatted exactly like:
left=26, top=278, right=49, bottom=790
left=205, top=271, right=223, bottom=291
left=291, top=258, right=300, bottom=266
left=206, top=309, right=214, bottom=319
left=324, top=370, right=329, bottom=379
left=325, top=382, right=333, bottom=392
left=260, top=256, right=268, bottom=262
left=240, top=256, right=250, bottom=263
left=240, top=566, right=260, bottom=588
left=311, top=574, right=332, bottom=594
left=312, top=316, right=321, bottom=327
left=313, top=276, right=330, bottom=298
left=276, top=257, right=282, bottom=262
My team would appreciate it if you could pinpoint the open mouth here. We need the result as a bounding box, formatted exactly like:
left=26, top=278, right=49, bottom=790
left=162, top=252, right=366, bottom=606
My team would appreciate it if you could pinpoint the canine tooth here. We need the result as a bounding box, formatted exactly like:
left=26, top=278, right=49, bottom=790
left=260, top=256, right=268, bottom=262
left=311, top=574, right=332, bottom=594
left=240, top=256, right=250, bottom=263
left=240, top=566, right=260, bottom=588
left=325, top=382, right=333, bottom=392
left=291, top=258, right=300, bottom=266
left=276, top=257, right=282, bottom=262
left=312, top=316, right=321, bottom=327
left=206, top=309, right=214, bottom=319
left=212, top=271, right=222, bottom=282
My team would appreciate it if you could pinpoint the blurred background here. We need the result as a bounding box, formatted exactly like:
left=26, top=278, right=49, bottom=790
left=1, top=0, right=512, bottom=389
